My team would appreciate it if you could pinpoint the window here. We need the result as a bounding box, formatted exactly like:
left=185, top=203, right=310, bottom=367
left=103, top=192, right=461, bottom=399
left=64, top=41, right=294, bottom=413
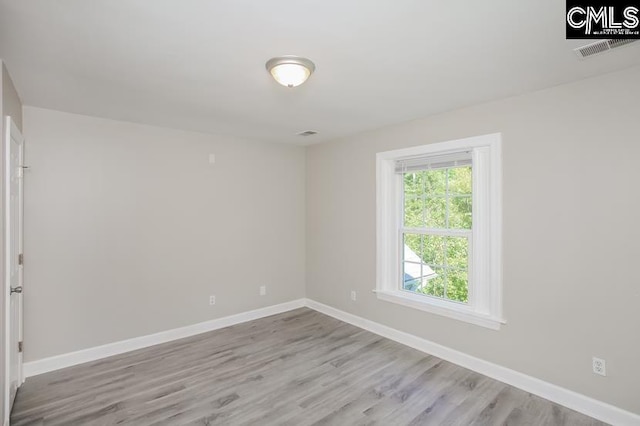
left=376, top=133, right=504, bottom=329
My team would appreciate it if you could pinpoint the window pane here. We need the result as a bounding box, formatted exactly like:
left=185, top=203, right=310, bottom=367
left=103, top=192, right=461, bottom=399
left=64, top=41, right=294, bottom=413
left=403, top=234, right=421, bottom=260
left=403, top=234, right=425, bottom=291
left=401, top=164, right=472, bottom=305
left=402, top=262, right=423, bottom=291
left=420, top=267, right=445, bottom=298
left=424, top=169, right=447, bottom=196
left=404, top=196, right=423, bottom=227
left=404, top=165, right=472, bottom=231
left=446, top=236, right=468, bottom=269
left=446, top=270, right=469, bottom=303
left=422, top=234, right=445, bottom=266
left=448, top=196, right=472, bottom=229
left=448, top=166, right=472, bottom=195
left=424, top=197, right=446, bottom=228
left=403, top=172, right=424, bottom=197
left=403, top=234, right=469, bottom=305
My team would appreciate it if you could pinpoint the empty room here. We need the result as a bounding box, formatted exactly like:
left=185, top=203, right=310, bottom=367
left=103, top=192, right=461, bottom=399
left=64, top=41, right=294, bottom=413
left=1, top=1, right=639, bottom=425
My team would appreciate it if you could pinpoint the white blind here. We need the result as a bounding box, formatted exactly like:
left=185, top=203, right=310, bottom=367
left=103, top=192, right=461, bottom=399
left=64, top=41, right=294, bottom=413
left=395, top=151, right=471, bottom=174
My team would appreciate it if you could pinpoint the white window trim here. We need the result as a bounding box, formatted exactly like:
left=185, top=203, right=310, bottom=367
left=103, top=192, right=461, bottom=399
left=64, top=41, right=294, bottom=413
left=376, top=133, right=504, bottom=330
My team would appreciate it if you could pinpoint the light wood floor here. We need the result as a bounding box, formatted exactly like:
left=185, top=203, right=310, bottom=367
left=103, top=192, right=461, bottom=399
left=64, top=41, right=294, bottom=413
left=11, top=308, right=607, bottom=425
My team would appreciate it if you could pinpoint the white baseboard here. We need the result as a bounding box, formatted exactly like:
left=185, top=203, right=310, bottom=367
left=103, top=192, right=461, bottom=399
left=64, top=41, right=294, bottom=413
left=23, top=299, right=306, bottom=378
left=304, top=299, right=640, bottom=426
left=22, top=297, right=640, bottom=425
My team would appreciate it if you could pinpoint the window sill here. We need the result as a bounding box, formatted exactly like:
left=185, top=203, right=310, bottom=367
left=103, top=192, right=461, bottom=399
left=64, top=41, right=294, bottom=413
left=375, top=290, right=505, bottom=330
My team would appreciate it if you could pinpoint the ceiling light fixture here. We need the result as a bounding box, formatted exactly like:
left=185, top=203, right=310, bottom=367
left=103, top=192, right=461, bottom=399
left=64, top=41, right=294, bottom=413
left=265, top=56, right=315, bottom=88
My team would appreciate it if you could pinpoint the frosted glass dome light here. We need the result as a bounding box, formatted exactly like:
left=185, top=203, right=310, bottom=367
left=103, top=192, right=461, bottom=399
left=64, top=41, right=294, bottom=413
left=266, top=56, right=315, bottom=88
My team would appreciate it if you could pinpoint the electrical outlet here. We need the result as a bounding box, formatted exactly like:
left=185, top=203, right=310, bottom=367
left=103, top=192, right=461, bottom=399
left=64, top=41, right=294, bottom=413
left=209, top=295, right=216, bottom=305
left=350, top=290, right=357, bottom=301
left=592, top=357, right=606, bottom=376
left=259, top=285, right=266, bottom=296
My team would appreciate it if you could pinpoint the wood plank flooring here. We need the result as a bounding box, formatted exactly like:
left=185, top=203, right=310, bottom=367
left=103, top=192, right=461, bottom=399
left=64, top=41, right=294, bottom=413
left=11, top=308, right=607, bottom=425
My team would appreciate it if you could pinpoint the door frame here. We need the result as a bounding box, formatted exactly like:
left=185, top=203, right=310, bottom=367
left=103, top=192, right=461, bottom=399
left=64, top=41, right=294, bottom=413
left=3, top=116, right=24, bottom=425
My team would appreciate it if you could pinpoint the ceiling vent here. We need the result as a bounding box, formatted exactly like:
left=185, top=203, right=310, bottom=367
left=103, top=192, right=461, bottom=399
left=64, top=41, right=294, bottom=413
left=297, top=130, right=318, bottom=136
left=574, top=39, right=638, bottom=59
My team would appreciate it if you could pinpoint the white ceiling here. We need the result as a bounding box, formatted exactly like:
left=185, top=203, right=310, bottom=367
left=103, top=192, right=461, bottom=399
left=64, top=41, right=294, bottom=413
left=1, top=1, right=639, bottom=145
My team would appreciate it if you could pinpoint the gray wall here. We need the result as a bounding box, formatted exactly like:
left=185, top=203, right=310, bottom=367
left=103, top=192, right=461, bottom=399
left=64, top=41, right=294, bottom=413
left=306, top=66, right=640, bottom=414
left=2, top=63, right=22, bottom=129
left=1, top=61, right=23, bottom=425
left=23, top=107, right=306, bottom=362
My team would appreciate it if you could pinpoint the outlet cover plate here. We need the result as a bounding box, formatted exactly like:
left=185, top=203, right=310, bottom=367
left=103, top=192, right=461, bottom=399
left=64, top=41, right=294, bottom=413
left=592, top=357, right=606, bottom=376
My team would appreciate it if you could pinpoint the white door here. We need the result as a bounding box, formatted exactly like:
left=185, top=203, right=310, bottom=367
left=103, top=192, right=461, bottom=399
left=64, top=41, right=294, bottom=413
left=4, top=116, right=24, bottom=419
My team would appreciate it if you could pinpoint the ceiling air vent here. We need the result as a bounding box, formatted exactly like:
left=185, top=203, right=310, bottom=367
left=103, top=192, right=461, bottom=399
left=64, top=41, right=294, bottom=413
left=574, top=39, right=638, bottom=59
left=297, top=130, right=318, bottom=137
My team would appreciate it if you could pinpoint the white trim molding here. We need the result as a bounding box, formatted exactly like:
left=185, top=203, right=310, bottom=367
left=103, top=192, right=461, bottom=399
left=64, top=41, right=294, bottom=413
left=24, top=299, right=305, bottom=377
left=305, top=299, right=640, bottom=426
left=376, top=133, right=504, bottom=330
left=375, top=290, right=505, bottom=330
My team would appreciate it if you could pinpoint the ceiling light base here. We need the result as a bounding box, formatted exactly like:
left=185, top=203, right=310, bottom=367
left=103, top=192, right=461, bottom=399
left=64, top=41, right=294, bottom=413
left=266, top=56, right=315, bottom=88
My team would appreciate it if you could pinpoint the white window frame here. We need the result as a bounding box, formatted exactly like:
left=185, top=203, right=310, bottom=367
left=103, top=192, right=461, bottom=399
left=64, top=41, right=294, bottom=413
left=376, top=133, right=504, bottom=330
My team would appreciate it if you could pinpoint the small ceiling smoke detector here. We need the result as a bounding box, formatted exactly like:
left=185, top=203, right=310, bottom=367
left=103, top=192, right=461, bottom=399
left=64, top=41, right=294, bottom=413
left=297, top=130, right=318, bottom=136
left=266, top=56, right=315, bottom=88
left=574, top=39, right=638, bottom=59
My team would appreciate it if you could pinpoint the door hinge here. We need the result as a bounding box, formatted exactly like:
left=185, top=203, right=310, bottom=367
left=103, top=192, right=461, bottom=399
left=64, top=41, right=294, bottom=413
left=18, top=253, right=23, bottom=265
left=18, top=341, right=23, bottom=353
